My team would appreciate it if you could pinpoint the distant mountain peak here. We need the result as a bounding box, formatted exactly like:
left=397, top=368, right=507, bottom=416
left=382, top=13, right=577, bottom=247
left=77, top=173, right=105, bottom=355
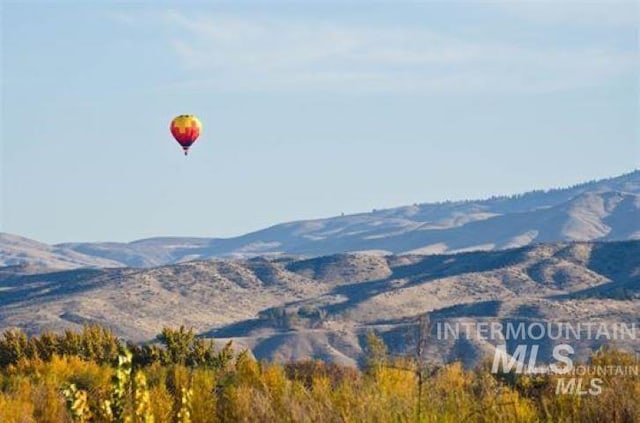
left=2, top=169, right=638, bottom=269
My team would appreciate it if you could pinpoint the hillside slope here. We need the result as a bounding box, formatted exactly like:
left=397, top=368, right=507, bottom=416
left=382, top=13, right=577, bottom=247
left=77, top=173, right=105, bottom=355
left=1, top=170, right=638, bottom=269
left=0, top=233, right=122, bottom=269
left=1, top=240, right=638, bottom=366
left=61, top=169, right=640, bottom=266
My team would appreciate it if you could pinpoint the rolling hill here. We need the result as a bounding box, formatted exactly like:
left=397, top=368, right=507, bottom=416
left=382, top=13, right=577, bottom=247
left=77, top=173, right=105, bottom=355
left=1, top=240, right=638, bottom=366
left=0, top=233, right=122, bottom=270
left=1, top=171, right=638, bottom=365
left=3, top=170, right=636, bottom=269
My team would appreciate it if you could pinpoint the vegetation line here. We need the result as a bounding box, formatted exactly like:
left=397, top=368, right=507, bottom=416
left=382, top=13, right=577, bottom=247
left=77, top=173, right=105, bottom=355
left=0, top=325, right=637, bottom=422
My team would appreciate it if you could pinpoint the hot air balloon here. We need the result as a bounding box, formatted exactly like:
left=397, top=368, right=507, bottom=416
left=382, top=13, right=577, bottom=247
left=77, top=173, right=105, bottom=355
left=170, top=114, right=202, bottom=155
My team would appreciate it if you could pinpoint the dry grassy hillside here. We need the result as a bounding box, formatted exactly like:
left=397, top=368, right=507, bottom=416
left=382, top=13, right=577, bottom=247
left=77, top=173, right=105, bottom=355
left=3, top=170, right=637, bottom=268
left=1, top=240, right=638, bottom=366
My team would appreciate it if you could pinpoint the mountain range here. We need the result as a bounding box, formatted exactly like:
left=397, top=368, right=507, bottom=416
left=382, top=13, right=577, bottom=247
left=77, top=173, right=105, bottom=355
left=1, top=170, right=639, bottom=269
left=1, top=170, right=638, bottom=366
left=0, top=240, right=638, bottom=366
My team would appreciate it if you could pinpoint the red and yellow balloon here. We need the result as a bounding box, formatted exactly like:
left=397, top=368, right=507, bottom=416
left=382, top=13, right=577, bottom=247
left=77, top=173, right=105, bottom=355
left=170, top=114, right=202, bottom=156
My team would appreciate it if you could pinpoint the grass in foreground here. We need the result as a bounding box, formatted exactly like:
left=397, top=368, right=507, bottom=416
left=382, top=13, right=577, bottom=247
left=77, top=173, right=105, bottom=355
left=0, top=325, right=638, bottom=422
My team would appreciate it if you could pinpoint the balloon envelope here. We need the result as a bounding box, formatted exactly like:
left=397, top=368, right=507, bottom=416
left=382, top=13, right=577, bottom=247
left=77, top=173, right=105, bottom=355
left=170, top=115, right=202, bottom=155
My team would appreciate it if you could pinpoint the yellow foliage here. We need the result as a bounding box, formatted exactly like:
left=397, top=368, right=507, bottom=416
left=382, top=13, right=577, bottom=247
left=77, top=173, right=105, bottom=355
left=148, top=384, right=174, bottom=423
left=1, top=332, right=639, bottom=423
left=0, top=391, right=36, bottom=423
left=189, top=369, right=217, bottom=423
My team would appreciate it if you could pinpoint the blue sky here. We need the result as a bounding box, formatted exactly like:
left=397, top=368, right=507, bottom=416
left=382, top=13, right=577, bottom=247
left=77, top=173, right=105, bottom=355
left=2, top=1, right=638, bottom=243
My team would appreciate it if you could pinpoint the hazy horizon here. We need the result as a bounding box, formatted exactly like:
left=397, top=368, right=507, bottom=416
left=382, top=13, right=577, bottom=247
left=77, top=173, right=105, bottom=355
left=1, top=167, right=636, bottom=245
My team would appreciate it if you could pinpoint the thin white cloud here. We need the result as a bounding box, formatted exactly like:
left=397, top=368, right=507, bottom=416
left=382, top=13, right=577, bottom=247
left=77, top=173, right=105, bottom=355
left=161, top=10, right=637, bottom=94
left=490, top=0, right=639, bottom=27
